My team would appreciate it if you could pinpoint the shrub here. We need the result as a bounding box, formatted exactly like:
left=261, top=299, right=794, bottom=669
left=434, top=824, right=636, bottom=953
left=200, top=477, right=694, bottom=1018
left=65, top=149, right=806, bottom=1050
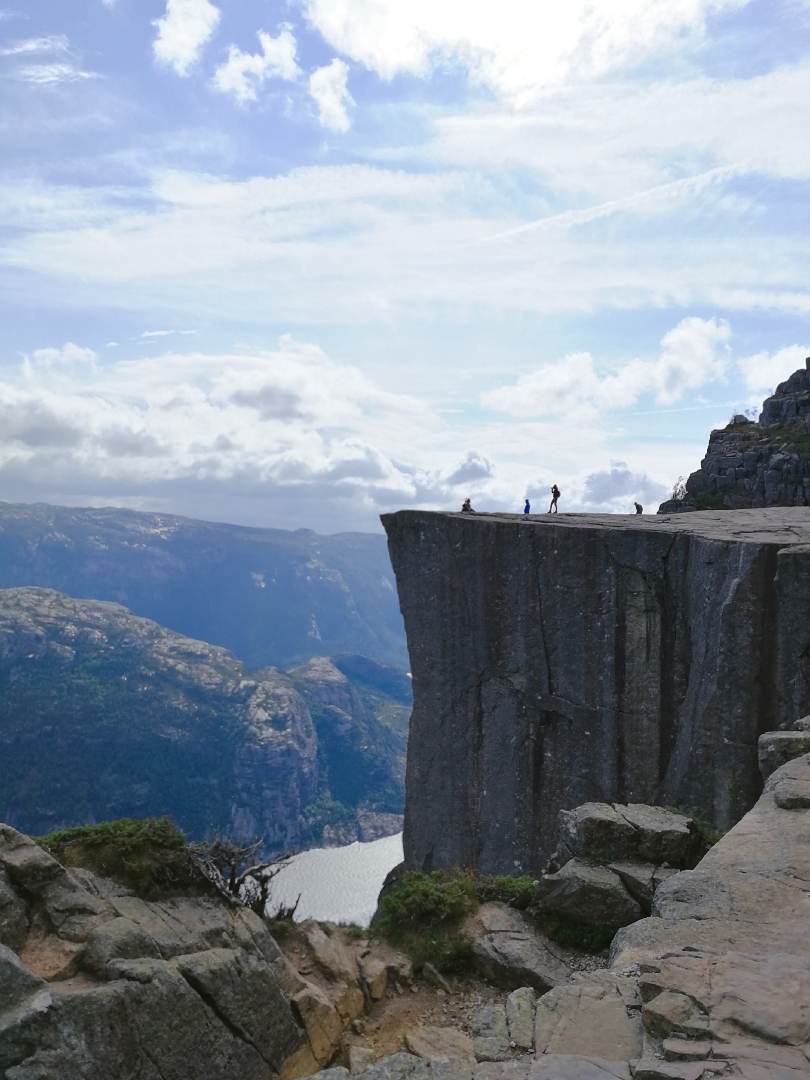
left=477, top=874, right=537, bottom=909
left=376, top=869, right=478, bottom=974
left=38, top=816, right=201, bottom=898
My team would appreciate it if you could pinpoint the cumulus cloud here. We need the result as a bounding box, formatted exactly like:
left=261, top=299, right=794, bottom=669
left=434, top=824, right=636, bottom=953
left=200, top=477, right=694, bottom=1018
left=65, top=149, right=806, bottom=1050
left=738, top=345, right=810, bottom=395
left=153, top=0, right=220, bottom=76
left=302, top=0, right=748, bottom=100
left=481, top=317, right=730, bottom=417
left=309, top=59, right=352, bottom=132
left=580, top=461, right=669, bottom=512
left=445, top=451, right=493, bottom=486
left=0, top=337, right=446, bottom=521
left=214, top=28, right=300, bottom=101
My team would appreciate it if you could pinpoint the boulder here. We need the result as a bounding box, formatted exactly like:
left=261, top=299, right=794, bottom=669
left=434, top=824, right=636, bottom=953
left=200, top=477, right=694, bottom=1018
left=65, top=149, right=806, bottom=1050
left=306, top=924, right=358, bottom=985
left=469, top=903, right=570, bottom=993
left=505, top=987, right=534, bottom=1050
left=758, top=730, right=810, bottom=779
left=405, top=1026, right=476, bottom=1065
left=558, top=805, right=637, bottom=864
left=537, top=861, right=642, bottom=928
left=617, top=806, right=694, bottom=867
left=533, top=972, right=642, bottom=1061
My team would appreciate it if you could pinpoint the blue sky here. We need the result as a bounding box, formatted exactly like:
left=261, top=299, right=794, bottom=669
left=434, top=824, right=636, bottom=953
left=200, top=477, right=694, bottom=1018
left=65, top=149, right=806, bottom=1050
left=1, top=0, right=809, bottom=530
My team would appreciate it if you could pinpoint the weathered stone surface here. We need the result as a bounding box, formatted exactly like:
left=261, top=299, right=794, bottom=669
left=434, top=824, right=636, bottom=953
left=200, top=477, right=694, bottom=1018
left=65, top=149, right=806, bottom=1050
left=471, top=1005, right=510, bottom=1063
left=631, top=1059, right=711, bottom=1080
left=533, top=972, right=641, bottom=1061
left=382, top=508, right=810, bottom=874
left=306, top=924, right=358, bottom=985
left=471, top=936, right=564, bottom=995
left=356, top=1051, right=430, bottom=1080
left=607, top=862, right=656, bottom=913
left=175, top=947, right=306, bottom=1072
left=350, top=1046, right=378, bottom=1074
left=758, top=729, right=810, bottom=779
left=422, top=962, right=451, bottom=992
left=405, top=1026, right=476, bottom=1065
left=531, top=1057, right=631, bottom=1080
left=537, top=861, right=642, bottom=929
left=359, top=954, right=388, bottom=999
left=0, top=867, right=28, bottom=953
left=558, top=805, right=636, bottom=864
left=293, top=982, right=344, bottom=1065
left=81, top=917, right=161, bottom=978
left=505, top=988, right=535, bottom=1050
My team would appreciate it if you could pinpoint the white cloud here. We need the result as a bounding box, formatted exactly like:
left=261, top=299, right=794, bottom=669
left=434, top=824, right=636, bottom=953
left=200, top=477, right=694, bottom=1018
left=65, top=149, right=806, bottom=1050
left=580, top=461, right=669, bottom=512
left=302, top=0, right=749, bottom=100
left=153, top=0, right=220, bottom=77
left=214, top=28, right=300, bottom=102
left=738, top=345, right=810, bottom=395
left=26, top=342, right=97, bottom=370
left=481, top=317, right=730, bottom=417
left=15, top=63, right=98, bottom=84
left=309, top=59, right=352, bottom=132
left=0, top=35, right=68, bottom=56
left=445, top=451, right=493, bottom=486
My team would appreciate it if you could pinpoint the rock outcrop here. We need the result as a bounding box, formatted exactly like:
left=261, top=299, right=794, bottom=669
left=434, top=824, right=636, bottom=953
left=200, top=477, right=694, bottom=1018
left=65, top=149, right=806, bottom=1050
left=658, top=358, right=810, bottom=513
left=0, top=824, right=418, bottom=1079
left=0, top=588, right=407, bottom=847
left=382, top=507, right=810, bottom=874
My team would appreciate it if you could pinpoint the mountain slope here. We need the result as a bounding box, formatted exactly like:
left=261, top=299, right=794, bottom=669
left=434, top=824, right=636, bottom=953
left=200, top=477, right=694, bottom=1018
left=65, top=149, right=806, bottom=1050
left=0, top=501, right=407, bottom=670
left=0, top=588, right=407, bottom=848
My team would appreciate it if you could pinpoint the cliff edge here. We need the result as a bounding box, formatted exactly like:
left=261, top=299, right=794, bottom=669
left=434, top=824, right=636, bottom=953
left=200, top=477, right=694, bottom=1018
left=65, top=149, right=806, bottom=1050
left=382, top=507, right=810, bottom=875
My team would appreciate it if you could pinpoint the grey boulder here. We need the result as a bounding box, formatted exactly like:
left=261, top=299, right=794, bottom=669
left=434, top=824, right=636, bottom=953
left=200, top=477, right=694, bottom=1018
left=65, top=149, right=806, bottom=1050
left=537, top=861, right=642, bottom=928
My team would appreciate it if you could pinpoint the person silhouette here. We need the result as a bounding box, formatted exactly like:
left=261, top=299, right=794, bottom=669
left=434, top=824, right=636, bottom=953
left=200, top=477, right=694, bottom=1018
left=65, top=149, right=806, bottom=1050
left=524, top=499, right=530, bottom=514
left=634, top=502, right=643, bottom=515
left=461, top=498, right=473, bottom=512
left=549, top=484, right=560, bottom=513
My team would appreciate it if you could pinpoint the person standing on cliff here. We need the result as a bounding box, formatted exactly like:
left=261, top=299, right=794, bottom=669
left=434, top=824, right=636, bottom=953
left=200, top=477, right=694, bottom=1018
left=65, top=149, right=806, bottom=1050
left=524, top=499, right=530, bottom=514
left=634, top=502, right=643, bottom=514
left=549, top=484, right=560, bottom=513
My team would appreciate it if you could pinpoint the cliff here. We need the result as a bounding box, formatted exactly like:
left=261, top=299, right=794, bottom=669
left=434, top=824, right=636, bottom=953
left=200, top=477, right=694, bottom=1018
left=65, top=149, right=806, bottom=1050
left=658, top=357, right=810, bottom=513
left=0, top=588, right=407, bottom=848
left=0, top=500, right=407, bottom=670
left=382, top=507, right=810, bottom=875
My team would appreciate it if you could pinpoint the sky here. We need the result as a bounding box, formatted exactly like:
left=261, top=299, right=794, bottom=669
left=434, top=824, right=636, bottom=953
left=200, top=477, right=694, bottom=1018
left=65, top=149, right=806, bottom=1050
left=1, top=0, right=810, bottom=532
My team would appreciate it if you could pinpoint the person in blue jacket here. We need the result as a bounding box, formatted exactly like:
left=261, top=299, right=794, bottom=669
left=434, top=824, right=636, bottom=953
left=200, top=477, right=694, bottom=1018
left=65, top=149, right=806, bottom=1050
left=524, top=499, right=530, bottom=514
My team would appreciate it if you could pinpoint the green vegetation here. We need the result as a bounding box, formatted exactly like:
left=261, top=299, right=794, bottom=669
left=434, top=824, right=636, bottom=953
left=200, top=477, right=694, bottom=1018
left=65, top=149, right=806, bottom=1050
left=375, top=868, right=615, bottom=974
left=375, top=869, right=478, bottom=974
left=38, top=816, right=202, bottom=898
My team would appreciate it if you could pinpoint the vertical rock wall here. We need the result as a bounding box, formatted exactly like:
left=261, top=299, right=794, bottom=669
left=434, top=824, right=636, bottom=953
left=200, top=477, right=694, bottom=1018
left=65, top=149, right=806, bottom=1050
left=382, top=509, right=810, bottom=876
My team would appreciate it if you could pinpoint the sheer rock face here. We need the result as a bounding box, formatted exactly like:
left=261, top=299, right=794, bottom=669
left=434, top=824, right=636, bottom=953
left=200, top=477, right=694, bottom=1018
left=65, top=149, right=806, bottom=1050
left=382, top=508, right=810, bottom=875
left=658, top=358, right=810, bottom=513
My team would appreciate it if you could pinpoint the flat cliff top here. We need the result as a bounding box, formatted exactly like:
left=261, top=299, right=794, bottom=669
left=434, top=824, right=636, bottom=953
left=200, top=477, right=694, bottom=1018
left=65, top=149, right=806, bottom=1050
left=383, top=506, right=810, bottom=546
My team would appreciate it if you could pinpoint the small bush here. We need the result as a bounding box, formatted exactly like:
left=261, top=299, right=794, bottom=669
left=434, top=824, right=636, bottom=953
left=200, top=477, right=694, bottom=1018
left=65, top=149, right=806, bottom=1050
left=376, top=869, right=478, bottom=974
left=38, top=816, right=201, bottom=898
left=477, top=874, right=537, bottom=909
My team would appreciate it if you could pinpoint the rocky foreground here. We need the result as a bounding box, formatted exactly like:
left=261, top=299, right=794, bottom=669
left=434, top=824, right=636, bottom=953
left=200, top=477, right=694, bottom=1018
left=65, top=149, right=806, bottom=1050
left=2, top=739, right=810, bottom=1078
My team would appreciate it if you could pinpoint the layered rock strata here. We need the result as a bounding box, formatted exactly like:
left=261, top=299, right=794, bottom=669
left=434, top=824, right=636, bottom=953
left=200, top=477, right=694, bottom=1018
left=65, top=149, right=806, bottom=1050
left=382, top=508, right=810, bottom=874
left=658, top=358, right=810, bottom=513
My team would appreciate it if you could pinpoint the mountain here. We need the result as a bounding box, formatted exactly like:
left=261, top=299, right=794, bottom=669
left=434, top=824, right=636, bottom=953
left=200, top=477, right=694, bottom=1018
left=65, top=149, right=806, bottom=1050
left=0, top=501, right=407, bottom=671
left=658, top=358, right=810, bottom=513
left=0, top=587, right=408, bottom=849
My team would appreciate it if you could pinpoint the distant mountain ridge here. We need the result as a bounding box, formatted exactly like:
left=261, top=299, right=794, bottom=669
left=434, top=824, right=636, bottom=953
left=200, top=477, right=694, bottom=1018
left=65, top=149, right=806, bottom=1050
left=0, top=501, right=407, bottom=671
left=0, top=587, right=407, bottom=849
